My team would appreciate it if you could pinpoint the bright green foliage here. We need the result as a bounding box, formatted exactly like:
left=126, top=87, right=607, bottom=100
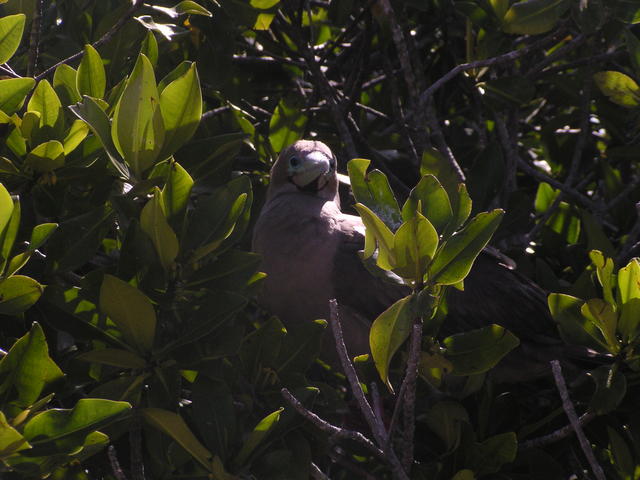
left=0, top=14, right=24, bottom=64
left=1, top=0, right=640, bottom=478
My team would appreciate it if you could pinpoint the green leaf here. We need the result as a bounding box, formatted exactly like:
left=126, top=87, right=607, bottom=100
left=0, top=275, right=44, bottom=316
left=393, top=213, right=439, bottom=281
left=53, top=64, right=80, bottom=105
left=581, top=299, right=619, bottom=353
left=0, top=323, right=63, bottom=411
left=234, top=408, right=283, bottom=466
left=62, top=119, right=90, bottom=155
left=0, top=14, right=25, bottom=64
left=159, top=160, right=194, bottom=223
left=142, top=408, right=212, bottom=471
left=47, top=205, right=115, bottom=272
left=190, top=193, right=248, bottom=263
left=401, top=174, right=453, bottom=233
left=69, top=96, right=129, bottom=179
left=589, top=250, right=615, bottom=305
left=502, top=0, right=568, bottom=35
left=422, top=401, right=468, bottom=452
left=0, top=78, right=35, bottom=115
left=429, top=209, right=504, bottom=285
left=23, top=398, right=130, bottom=451
left=269, top=97, right=307, bottom=153
left=548, top=293, right=607, bottom=350
left=0, top=411, right=30, bottom=457
left=348, top=159, right=402, bottom=230
left=593, top=71, right=640, bottom=108
left=76, top=44, right=106, bottom=99
left=6, top=222, right=58, bottom=276
left=446, top=183, right=472, bottom=237
left=158, top=61, right=191, bottom=93
left=251, top=0, right=280, bottom=8
left=140, top=30, right=158, bottom=69
left=152, top=1, right=213, bottom=18
left=354, top=203, right=396, bottom=270
left=0, top=182, right=15, bottom=237
left=625, top=29, right=640, bottom=76
left=370, top=295, right=414, bottom=391
left=443, top=325, right=519, bottom=375
left=76, top=348, right=147, bottom=369
left=617, top=258, right=640, bottom=342
left=466, top=432, right=518, bottom=475
left=111, top=53, right=165, bottom=177
left=254, top=13, right=275, bottom=30
left=0, top=196, right=19, bottom=273
left=100, top=274, right=157, bottom=353
left=608, top=426, right=635, bottom=478
left=140, top=187, right=179, bottom=270
left=27, top=80, right=64, bottom=142
left=589, top=365, right=626, bottom=414
left=24, top=140, right=65, bottom=172
left=159, top=62, right=202, bottom=158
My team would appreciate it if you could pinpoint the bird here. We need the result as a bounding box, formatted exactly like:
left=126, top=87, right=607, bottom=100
left=252, top=140, right=566, bottom=379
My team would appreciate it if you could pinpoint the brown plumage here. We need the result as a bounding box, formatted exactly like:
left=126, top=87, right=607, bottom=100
left=252, top=140, right=565, bottom=376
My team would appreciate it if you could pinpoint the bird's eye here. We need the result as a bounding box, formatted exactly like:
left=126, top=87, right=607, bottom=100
left=289, top=156, right=300, bottom=167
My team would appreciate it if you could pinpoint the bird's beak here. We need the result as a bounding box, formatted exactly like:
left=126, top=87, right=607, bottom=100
left=289, top=150, right=334, bottom=188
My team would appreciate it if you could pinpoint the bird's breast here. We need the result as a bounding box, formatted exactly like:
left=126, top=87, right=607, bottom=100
left=253, top=198, right=342, bottom=326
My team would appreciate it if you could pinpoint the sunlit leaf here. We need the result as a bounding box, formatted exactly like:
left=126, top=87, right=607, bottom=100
left=0, top=14, right=25, bottom=64
left=76, top=44, right=106, bottom=99
left=100, top=274, right=157, bottom=353
left=370, top=295, right=414, bottom=391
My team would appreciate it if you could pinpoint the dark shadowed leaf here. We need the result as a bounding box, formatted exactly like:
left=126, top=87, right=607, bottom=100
left=100, top=274, right=157, bottom=353
left=443, top=325, right=519, bottom=375
left=142, top=408, right=212, bottom=470
left=589, top=365, right=627, bottom=414
left=503, top=0, right=568, bottom=34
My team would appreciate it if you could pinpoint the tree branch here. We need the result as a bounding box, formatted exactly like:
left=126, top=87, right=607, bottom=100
left=551, top=360, right=605, bottom=480
left=35, top=0, right=145, bottom=81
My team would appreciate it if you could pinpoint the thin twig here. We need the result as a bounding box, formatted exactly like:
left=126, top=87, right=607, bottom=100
left=606, top=173, right=640, bottom=212
left=328, top=300, right=384, bottom=444
left=108, top=445, right=129, bottom=480
left=526, top=76, right=593, bottom=243
left=419, top=28, right=566, bottom=103
left=520, top=411, right=596, bottom=450
left=426, top=100, right=465, bottom=183
left=27, top=0, right=43, bottom=77
left=551, top=360, right=605, bottom=480
left=526, top=34, right=587, bottom=77
left=201, top=105, right=231, bottom=121
left=130, top=414, right=145, bottom=480
left=400, top=321, right=423, bottom=473
left=281, top=388, right=384, bottom=460
left=35, top=0, right=145, bottom=80
left=328, top=300, right=409, bottom=480
left=310, top=462, right=330, bottom=480
left=516, top=154, right=599, bottom=211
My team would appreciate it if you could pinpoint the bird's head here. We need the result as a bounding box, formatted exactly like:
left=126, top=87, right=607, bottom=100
left=268, top=140, right=339, bottom=202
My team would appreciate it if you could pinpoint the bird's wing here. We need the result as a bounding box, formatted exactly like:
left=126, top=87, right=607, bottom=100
left=332, top=213, right=411, bottom=321
left=444, top=253, right=559, bottom=343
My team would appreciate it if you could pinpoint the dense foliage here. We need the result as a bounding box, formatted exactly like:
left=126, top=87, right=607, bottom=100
left=1, top=0, right=640, bottom=478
